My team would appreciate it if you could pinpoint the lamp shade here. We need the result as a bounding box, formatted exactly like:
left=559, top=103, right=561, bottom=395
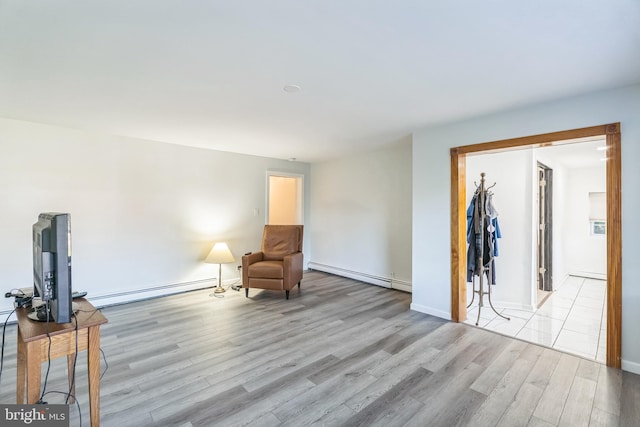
left=205, top=242, right=235, bottom=264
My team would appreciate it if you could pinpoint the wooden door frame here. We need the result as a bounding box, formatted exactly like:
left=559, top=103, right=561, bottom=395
left=450, top=123, right=622, bottom=368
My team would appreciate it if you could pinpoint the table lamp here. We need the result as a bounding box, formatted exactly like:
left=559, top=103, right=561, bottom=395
left=205, top=242, right=235, bottom=294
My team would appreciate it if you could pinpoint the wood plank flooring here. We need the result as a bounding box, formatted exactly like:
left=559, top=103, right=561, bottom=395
left=0, top=271, right=638, bottom=426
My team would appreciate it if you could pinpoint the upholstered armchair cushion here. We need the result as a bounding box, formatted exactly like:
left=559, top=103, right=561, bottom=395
left=242, top=225, right=303, bottom=299
left=262, top=226, right=301, bottom=261
left=250, top=260, right=284, bottom=279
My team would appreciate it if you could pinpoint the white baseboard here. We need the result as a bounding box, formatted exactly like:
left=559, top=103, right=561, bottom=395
left=80, top=277, right=218, bottom=308
left=622, top=359, right=640, bottom=375
left=307, top=261, right=412, bottom=293
left=465, top=289, right=536, bottom=313
left=410, top=303, right=451, bottom=321
left=489, top=300, right=536, bottom=313
left=0, top=277, right=236, bottom=323
left=569, top=271, right=607, bottom=280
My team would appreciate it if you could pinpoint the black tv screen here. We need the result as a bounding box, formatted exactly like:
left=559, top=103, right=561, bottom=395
left=33, top=213, right=72, bottom=323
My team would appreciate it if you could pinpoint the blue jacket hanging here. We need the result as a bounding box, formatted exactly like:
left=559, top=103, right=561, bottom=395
left=466, top=192, right=501, bottom=284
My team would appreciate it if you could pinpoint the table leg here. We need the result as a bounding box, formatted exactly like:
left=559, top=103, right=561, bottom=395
left=26, top=341, right=41, bottom=404
left=87, top=325, right=101, bottom=426
left=16, top=329, right=25, bottom=404
left=67, top=354, right=76, bottom=404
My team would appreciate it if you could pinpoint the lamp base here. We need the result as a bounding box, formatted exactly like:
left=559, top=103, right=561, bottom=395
left=213, top=286, right=226, bottom=294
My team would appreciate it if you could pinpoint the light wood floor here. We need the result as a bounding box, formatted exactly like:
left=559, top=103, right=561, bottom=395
left=1, top=271, right=638, bottom=426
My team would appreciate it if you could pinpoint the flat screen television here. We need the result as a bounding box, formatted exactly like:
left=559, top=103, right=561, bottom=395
left=32, top=212, right=72, bottom=323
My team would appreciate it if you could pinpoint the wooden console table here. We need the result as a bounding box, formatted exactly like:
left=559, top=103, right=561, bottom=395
left=16, top=298, right=108, bottom=426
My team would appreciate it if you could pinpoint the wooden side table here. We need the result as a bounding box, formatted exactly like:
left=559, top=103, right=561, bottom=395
left=16, top=298, right=108, bottom=427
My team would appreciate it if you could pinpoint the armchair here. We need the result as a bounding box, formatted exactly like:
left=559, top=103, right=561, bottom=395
left=242, top=225, right=303, bottom=299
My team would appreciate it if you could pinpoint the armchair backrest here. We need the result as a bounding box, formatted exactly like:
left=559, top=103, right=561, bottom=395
left=262, top=225, right=303, bottom=261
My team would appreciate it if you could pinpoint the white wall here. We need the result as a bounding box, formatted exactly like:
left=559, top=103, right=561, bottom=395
left=412, top=83, right=640, bottom=373
left=0, top=117, right=310, bottom=318
left=309, top=138, right=412, bottom=291
left=564, top=166, right=607, bottom=277
left=466, top=150, right=535, bottom=310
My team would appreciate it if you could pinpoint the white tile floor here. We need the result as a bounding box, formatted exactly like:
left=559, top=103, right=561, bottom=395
left=465, top=276, right=607, bottom=363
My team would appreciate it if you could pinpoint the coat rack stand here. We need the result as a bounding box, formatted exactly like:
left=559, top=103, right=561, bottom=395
left=467, top=173, right=510, bottom=326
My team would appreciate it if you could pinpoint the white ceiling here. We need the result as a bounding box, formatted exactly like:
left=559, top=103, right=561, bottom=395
left=536, top=138, right=607, bottom=169
left=1, top=1, right=639, bottom=163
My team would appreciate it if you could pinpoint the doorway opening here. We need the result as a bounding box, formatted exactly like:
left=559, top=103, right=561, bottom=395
left=464, top=142, right=607, bottom=361
left=266, top=172, right=304, bottom=225
left=450, top=123, right=622, bottom=368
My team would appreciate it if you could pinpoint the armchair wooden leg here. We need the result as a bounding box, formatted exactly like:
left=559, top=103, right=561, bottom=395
left=245, top=288, right=249, bottom=297
left=285, top=290, right=290, bottom=300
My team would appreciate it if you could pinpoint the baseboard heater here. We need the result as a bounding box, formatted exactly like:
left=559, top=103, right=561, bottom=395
left=307, top=261, right=411, bottom=293
left=88, top=277, right=219, bottom=308
left=0, top=277, right=226, bottom=324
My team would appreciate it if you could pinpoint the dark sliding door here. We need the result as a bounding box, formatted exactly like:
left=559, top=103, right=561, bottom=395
left=537, top=162, right=553, bottom=292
